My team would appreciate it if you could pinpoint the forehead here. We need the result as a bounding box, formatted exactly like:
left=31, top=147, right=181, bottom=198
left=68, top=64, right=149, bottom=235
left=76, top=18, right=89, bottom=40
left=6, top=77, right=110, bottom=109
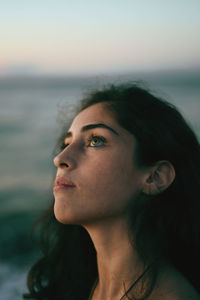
left=69, top=102, right=118, bottom=131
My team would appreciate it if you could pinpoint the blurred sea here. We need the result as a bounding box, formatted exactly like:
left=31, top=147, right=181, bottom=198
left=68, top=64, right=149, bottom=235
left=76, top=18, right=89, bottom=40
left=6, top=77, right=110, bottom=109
left=0, top=71, right=200, bottom=299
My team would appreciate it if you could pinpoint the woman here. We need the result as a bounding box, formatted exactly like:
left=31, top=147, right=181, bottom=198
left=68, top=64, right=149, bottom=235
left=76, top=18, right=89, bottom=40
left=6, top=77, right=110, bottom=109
left=24, top=84, right=200, bottom=299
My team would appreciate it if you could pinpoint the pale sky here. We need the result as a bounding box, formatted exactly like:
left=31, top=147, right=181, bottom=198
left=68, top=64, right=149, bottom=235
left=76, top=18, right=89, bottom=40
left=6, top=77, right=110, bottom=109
left=0, top=0, right=200, bottom=75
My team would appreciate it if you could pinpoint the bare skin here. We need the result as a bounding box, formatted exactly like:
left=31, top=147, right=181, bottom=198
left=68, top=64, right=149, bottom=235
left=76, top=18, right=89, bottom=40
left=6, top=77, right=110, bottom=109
left=87, top=220, right=199, bottom=300
left=53, top=103, right=199, bottom=300
left=149, top=264, right=200, bottom=300
left=85, top=218, right=146, bottom=300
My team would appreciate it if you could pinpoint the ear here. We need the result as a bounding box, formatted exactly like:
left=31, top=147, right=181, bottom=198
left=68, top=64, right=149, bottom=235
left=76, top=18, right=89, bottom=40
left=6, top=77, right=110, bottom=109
left=142, top=160, right=176, bottom=196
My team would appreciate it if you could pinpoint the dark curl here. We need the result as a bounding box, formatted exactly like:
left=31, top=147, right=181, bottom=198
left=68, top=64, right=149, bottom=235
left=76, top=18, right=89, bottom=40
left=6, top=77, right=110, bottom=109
left=24, top=83, right=200, bottom=300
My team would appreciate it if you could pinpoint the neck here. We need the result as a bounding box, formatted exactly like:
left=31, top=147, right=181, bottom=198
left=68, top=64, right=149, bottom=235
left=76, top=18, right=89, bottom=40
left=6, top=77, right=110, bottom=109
left=83, top=217, right=147, bottom=299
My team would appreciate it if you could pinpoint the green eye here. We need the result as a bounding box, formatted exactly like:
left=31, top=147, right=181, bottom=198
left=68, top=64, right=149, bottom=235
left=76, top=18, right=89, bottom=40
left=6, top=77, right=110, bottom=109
left=89, top=135, right=106, bottom=147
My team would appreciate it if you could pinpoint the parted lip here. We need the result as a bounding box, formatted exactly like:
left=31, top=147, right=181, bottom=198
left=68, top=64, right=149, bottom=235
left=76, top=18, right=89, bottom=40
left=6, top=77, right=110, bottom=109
left=54, top=176, right=76, bottom=187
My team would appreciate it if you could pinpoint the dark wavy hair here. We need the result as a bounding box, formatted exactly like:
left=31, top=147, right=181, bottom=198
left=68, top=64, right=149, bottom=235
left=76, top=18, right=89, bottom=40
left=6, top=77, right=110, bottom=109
left=24, top=83, right=200, bottom=300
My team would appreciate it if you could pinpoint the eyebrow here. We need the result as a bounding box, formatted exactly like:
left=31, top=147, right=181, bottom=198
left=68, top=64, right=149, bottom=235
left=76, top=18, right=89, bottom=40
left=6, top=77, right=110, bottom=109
left=65, top=123, right=119, bottom=138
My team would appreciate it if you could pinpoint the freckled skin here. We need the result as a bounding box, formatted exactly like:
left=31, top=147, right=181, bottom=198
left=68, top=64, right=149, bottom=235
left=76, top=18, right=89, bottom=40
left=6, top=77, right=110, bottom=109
left=53, top=103, right=145, bottom=226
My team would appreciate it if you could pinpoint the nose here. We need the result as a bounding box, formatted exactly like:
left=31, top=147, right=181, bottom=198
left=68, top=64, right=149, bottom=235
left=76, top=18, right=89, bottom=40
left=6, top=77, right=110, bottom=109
left=53, top=146, right=77, bottom=169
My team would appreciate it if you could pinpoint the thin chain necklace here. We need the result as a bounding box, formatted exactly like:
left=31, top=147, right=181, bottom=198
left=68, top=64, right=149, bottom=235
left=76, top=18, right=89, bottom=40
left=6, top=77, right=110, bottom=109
left=88, top=264, right=152, bottom=300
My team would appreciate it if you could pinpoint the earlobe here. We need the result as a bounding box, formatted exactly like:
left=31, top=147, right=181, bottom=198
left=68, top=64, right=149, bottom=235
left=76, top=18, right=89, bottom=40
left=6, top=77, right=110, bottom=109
left=142, top=161, right=176, bottom=196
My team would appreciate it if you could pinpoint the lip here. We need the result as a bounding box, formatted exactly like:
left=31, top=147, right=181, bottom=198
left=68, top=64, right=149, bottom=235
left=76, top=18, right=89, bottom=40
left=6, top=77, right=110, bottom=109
left=53, top=176, right=76, bottom=192
left=53, top=185, right=76, bottom=192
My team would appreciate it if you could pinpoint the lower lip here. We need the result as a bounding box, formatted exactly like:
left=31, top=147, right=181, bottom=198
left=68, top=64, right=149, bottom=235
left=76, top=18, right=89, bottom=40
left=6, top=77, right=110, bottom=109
left=53, top=185, right=76, bottom=192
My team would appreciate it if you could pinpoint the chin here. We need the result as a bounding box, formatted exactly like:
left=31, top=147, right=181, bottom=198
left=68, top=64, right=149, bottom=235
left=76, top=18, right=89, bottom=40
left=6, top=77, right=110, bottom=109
left=54, top=206, right=73, bottom=224
left=54, top=204, right=84, bottom=225
left=53, top=200, right=120, bottom=226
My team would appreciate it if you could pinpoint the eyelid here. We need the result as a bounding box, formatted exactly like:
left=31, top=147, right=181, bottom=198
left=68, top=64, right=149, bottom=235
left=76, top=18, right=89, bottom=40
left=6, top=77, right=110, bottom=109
left=59, top=141, right=68, bottom=151
left=87, top=134, right=106, bottom=147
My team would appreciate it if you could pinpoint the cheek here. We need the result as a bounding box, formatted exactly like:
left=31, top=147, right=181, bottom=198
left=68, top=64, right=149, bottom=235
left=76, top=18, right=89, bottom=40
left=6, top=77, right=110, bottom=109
left=54, top=149, right=141, bottom=224
left=79, top=152, right=140, bottom=211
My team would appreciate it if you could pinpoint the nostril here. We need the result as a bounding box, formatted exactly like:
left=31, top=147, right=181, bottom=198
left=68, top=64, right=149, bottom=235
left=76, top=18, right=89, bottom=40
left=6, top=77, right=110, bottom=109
left=54, top=154, right=70, bottom=168
left=60, top=162, right=69, bottom=168
left=53, top=150, right=76, bottom=169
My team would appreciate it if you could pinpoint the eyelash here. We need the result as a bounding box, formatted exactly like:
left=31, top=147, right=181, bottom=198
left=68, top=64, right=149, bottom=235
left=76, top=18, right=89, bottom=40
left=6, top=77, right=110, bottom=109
left=60, top=134, right=106, bottom=150
left=87, top=134, right=106, bottom=147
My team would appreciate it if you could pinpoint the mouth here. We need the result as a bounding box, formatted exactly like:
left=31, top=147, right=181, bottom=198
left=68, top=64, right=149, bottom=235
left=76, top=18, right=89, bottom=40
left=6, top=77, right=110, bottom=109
left=53, top=184, right=76, bottom=192
left=53, top=176, right=76, bottom=192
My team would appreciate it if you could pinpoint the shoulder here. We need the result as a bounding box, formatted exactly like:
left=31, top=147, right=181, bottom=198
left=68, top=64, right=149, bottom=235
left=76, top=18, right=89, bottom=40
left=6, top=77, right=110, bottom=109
left=149, top=262, right=200, bottom=300
left=150, top=282, right=200, bottom=300
left=155, top=289, right=200, bottom=300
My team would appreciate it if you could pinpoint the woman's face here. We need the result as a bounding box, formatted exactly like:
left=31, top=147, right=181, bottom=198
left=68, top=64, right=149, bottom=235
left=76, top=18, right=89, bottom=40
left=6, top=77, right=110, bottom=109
left=53, top=102, right=146, bottom=226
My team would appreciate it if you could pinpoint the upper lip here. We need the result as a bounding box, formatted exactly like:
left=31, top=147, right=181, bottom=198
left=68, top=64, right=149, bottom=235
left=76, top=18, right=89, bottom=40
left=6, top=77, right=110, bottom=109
left=55, top=176, right=76, bottom=187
